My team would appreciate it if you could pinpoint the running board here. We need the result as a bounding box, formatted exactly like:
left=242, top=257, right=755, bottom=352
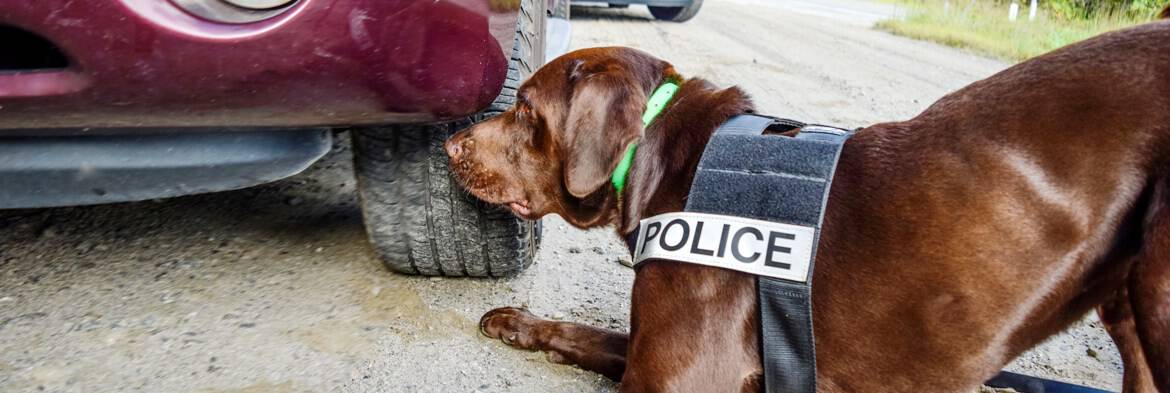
left=0, top=129, right=331, bottom=208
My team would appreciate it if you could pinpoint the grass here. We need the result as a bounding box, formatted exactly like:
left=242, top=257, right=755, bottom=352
left=876, top=1, right=1159, bottom=61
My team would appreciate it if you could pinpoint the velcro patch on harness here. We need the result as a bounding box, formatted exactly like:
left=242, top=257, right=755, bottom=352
left=633, top=212, right=816, bottom=282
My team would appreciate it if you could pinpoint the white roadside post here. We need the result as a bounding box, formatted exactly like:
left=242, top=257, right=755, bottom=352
left=1009, top=1, right=1020, bottom=21
left=1029, top=0, right=1038, bottom=21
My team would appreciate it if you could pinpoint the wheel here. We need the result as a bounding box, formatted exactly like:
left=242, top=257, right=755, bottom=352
left=648, top=0, right=702, bottom=22
left=551, top=0, right=570, bottom=19
left=351, top=0, right=546, bottom=277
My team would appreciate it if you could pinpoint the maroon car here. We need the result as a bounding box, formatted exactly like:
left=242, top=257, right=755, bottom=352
left=0, top=0, right=571, bottom=277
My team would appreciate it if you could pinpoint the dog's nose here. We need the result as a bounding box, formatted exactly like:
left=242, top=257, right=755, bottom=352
left=445, top=138, right=464, bottom=159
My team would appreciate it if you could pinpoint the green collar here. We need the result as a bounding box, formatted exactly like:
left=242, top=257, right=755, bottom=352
left=611, top=81, right=679, bottom=195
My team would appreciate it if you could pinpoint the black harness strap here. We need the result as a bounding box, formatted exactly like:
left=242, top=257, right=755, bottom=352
left=683, top=115, right=851, bottom=393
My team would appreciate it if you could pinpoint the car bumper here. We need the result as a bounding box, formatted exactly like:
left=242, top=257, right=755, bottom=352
left=0, top=0, right=519, bottom=134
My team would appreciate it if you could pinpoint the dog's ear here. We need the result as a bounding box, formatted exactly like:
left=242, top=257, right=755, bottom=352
left=561, top=66, right=648, bottom=198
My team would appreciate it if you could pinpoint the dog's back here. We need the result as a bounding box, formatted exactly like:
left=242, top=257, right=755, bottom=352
left=812, top=21, right=1170, bottom=392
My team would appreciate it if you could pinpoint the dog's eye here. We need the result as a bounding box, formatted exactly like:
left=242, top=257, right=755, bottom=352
left=515, top=104, right=533, bottom=122
left=515, top=91, right=537, bottom=120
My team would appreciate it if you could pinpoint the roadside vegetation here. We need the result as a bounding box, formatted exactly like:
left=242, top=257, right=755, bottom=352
left=877, top=0, right=1165, bottom=61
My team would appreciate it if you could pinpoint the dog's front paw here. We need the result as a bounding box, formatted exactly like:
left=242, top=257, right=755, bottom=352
left=479, top=307, right=545, bottom=350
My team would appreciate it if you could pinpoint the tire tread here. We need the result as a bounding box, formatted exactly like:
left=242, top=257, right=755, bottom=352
left=351, top=0, right=545, bottom=277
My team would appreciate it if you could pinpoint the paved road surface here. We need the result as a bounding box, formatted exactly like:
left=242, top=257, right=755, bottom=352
left=0, top=1, right=1123, bottom=392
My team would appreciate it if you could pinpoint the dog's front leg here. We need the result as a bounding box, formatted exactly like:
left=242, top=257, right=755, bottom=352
left=619, top=263, right=762, bottom=393
left=480, top=307, right=629, bottom=380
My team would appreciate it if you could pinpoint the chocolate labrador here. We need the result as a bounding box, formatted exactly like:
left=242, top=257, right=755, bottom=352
left=444, top=21, right=1170, bottom=393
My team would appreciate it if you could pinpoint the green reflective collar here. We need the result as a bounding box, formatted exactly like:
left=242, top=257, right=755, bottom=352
left=611, top=81, right=679, bottom=195
left=641, top=81, right=679, bottom=125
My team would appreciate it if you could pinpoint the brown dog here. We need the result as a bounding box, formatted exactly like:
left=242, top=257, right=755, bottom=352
left=445, top=22, right=1170, bottom=393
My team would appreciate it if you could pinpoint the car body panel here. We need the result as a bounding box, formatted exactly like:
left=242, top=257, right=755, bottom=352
left=0, top=0, right=519, bottom=134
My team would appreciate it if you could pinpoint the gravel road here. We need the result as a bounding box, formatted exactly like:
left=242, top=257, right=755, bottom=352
left=0, top=1, right=1124, bottom=392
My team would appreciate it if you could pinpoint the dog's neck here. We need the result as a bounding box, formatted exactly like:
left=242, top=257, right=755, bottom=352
left=618, top=78, right=755, bottom=234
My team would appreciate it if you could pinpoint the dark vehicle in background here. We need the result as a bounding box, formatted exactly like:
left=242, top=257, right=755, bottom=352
left=0, top=0, right=572, bottom=277
left=575, top=0, right=702, bottom=21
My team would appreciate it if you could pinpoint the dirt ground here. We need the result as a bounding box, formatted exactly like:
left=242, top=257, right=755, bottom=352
left=0, top=0, right=1124, bottom=392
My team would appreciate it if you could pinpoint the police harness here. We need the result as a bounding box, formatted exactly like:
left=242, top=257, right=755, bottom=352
left=616, top=82, right=1114, bottom=393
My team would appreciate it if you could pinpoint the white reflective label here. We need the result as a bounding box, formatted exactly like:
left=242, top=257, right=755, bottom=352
left=633, top=212, right=816, bottom=282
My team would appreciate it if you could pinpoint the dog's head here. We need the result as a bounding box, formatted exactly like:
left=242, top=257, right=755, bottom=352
left=446, top=47, right=674, bottom=227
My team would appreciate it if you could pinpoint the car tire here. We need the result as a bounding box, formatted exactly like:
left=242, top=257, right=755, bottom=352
left=350, top=0, right=546, bottom=277
left=648, top=0, right=702, bottom=22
